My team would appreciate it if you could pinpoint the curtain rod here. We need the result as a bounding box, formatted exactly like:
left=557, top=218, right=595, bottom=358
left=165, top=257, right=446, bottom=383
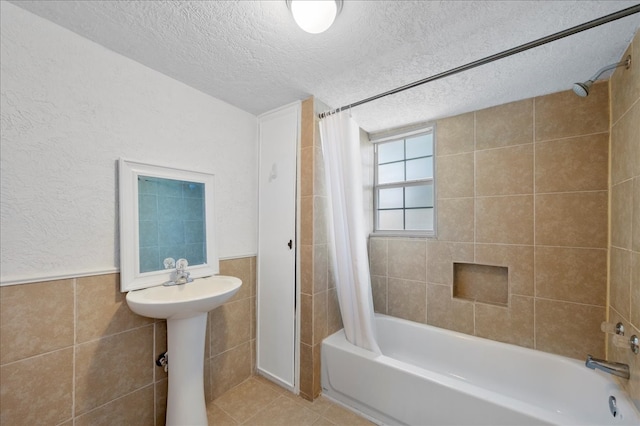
left=318, top=4, right=640, bottom=119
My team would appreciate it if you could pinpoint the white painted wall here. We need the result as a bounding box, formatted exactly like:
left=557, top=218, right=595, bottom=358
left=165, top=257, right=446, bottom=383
left=0, top=2, right=258, bottom=285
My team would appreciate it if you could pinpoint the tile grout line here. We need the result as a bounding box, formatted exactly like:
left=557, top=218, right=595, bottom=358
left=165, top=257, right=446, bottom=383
left=532, top=96, right=537, bottom=351
left=72, top=277, right=77, bottom=425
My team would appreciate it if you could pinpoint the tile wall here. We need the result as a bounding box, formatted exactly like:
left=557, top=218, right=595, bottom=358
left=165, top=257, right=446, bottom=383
left=299, top=97, right=343, bottom=401
left=608, top=29, right=640, bottom=408
left=0, top=256, right=255, bottom=425
left=370, top=81, right=610, bottom=360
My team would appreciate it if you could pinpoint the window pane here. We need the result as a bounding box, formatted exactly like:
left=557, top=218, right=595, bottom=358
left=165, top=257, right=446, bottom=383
left=378, top=187, right=403, bottom=209
left=405, top=208, right=433, bottom=230
left=406, top=133, right=433, bottom=159
left=378, top=209, right=403, bottom=230
left=378, top=162, right=405, bottom=184
left=406, top=157, right=432, bottom=180
left=378, top=140, right=404, bottom=164
left=405, top=184, right=433, bottom=208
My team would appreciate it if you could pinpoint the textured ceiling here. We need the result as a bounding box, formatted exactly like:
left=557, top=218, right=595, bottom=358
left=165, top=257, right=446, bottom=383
left=10, top=1, right=640, bottom=132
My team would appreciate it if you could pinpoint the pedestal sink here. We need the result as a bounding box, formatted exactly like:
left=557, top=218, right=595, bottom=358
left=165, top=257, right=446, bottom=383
left=126, top=275, right=242, bottom=426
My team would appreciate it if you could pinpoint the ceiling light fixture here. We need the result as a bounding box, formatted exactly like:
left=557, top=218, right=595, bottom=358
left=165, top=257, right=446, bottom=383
left=286, top=0, right=343, bottom=34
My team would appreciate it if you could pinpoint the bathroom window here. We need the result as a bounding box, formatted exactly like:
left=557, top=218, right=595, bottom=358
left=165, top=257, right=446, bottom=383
left=373, top=127, right=435, bottom=235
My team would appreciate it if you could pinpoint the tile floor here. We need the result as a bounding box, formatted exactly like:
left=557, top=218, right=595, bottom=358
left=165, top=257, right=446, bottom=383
left=206, top=375, right=375, bottom=425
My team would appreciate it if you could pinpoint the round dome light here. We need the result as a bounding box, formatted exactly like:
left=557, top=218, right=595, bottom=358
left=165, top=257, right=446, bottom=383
left=288, top=0, right=341, bottom=34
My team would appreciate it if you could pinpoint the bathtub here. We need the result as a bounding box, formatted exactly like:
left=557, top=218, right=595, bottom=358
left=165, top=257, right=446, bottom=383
left=321, top=314, right=640, bottom=425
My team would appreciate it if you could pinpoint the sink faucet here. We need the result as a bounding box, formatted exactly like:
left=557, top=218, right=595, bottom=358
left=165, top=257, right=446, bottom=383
left=585, top=355, right=630, bottom=379
left=163, top=258, right=194, bottom=286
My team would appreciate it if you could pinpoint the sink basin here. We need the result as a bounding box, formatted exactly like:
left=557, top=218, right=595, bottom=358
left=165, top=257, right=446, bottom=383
left=126, top=275, right=242, bottom=319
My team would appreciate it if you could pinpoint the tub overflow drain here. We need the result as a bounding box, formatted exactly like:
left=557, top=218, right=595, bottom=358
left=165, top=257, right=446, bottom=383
left=609, top=395, right=617, bottom=418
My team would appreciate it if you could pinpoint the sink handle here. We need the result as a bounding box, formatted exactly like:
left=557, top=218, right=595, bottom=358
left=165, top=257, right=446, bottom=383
left=176, top=258, right=189, bottom=271
left=163, top=258, right=176, bottom=269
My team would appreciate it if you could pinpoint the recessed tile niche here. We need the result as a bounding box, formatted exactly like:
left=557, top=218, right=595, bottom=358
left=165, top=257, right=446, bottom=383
left=453, top=263, right=509, bottom=306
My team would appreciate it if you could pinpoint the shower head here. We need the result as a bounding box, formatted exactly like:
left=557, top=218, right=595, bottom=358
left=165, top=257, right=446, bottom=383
left=572, top=55, right=631, bottom=97
left=572, top=81, right=593, bottom=97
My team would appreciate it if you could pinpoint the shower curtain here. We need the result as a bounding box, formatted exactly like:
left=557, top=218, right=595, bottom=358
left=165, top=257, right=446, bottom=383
left=319, top=111, right=381, bottom=354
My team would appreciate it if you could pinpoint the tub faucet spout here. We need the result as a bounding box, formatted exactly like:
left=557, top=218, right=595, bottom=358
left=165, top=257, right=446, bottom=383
left=585, top=355, right=630, bottom=379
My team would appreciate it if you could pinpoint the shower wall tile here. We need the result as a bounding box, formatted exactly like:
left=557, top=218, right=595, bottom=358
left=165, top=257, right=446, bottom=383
left=387, top=238, right=426, bottom=282
left=475, top=99, right=533, bottom=149
left=634, top=178, right=640, bottom=252
left=210, top=341, right=252, bottom=400
left=611, top=179, right=633, bottom=249
left=314, top=145, right=327, bottom=197
left=476, top=195, right=533, bottom=245
left=301, top=146, right=314, bottom=197
left=436, top=198, right=474, bottom=242
left=369, top=237, right=388, bottom=276
left=74, top=325, right=154, bottom=415
left=631, top=252, right=640, bottom=330
left=155, top=383, right=170, bottom=426
left=0, top=279, right=74, bottom=364
left=301, top=97, right=314, bottom=149
left=426, top=283, right=474, bottom=335
left=371, top=275, right=388, bottom=314
left=313, top=244, right=328, bottom=294
left=210, top=298, right=252, bottom=356
left=300, top=293, right=313, bottom=345
left=474, top=296, right=534, bottom=348
left=313, top=291, right=328, bottom=345
left=534, top=81, right=609, bottom=141
left=535, top=247, right=607, bottom=306
left=327, top=287, right=343, bottom=335
left=313, top=196, right=328, bottom=245
left=380, top=82, right=611, bottom=361
left=609, top=32, right=640, bottom=406
left=436, top=152, right=474, bottom=198
left=610, top=38, right=639, bottom=124
left=475, top=244, right=534, bottom=297
left=0, top=348, right=73, bottom=426
left=387, top=278, right=426, bottom=323
left=535, top=133, right=609, bottom=193
left=220, top=256, right=252, bottom=302
left=75, top=385, right=154, bottom=426
left=535, top=191, right=608, bottom=248
left=0, top=256, right=256, bottom=424
left=610, top=247, right=631, bottom=321
left=299, top=343, right=313, bottom=400
left=436, top=111, right=475, bottom=156
left=76, top=273, right=152, bottom=343
left=301, top=196, right=313, bottom=246
left=535, top=299, right=605, bottom=359
left=475, top=144, right=533, bottom=196
left=155, top=320, right=168, bottom=381
left=426, top=241, right=474, bottom=285
left=611, top=100, right=640, bottom=185
left=300, top=244, right=313, bottom=295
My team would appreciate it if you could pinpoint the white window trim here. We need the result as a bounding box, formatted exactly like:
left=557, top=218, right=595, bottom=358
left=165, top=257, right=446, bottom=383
left=371, top=123, right=437, bottom=237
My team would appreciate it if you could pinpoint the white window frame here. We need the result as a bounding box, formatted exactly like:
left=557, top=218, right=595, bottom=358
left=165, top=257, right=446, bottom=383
left=371, top=124, right=436, bottom=237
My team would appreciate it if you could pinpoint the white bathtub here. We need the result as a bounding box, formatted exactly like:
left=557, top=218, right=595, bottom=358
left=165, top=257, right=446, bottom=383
left=321, top=314, right=640, bottom=425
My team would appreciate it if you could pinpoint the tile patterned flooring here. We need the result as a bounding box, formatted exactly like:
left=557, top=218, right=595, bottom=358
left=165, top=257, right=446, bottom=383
left=206, top=375, right=375, bottom=425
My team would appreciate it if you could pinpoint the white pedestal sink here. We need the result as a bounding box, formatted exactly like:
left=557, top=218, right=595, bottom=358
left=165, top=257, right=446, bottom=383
left=126, top=275, right=242, bottom=426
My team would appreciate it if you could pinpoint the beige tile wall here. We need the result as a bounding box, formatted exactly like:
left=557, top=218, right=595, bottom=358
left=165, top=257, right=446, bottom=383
left=299, top=97, right=343, bottom=401
left=608, top=29, right=640, bottom=409
left=371, top=82, right=610, bottom=360
left=0, top=256, right=256, bottom=425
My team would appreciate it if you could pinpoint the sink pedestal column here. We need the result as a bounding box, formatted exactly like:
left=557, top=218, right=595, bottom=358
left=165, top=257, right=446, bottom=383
left=166, top=313, right=208, bottom=426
